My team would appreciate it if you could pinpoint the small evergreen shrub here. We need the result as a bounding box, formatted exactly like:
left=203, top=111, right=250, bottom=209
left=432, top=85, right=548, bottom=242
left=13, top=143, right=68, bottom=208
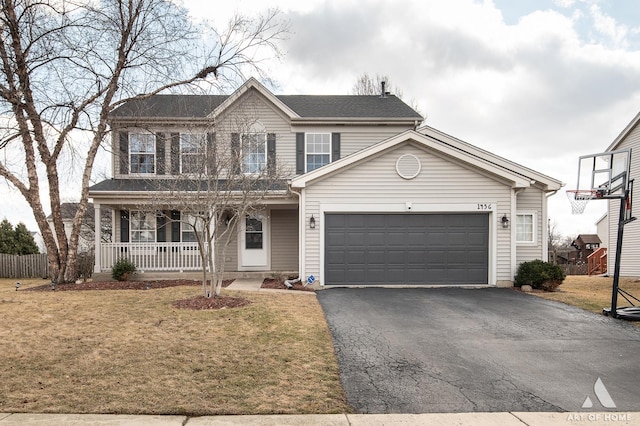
left=111, top=258, right=136, bottom=281
left=514, top=259, right=565, bottom=291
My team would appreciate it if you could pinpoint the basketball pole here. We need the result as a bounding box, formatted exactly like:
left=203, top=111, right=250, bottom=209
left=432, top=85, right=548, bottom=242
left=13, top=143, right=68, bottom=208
left=610, top=188, right=629, bottom=318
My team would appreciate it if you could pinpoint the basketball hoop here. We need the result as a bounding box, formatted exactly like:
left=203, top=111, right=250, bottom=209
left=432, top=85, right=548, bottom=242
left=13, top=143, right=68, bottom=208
left=567, top=190, right=597, bottom=215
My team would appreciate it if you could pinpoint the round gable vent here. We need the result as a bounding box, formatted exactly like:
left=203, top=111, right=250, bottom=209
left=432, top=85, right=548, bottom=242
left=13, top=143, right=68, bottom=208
left=396, top=154, right=421, bottom=180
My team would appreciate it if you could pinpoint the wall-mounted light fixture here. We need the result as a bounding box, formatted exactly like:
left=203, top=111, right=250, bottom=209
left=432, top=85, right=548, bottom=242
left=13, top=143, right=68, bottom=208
left=501, top=214, right=510, bottom=229
left=309, top=215, right=316, bottom=229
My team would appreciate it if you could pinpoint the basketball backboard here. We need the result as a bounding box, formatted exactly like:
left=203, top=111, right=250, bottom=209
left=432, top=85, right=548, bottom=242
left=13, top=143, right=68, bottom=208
left=576, top=148, right=631, bottom=199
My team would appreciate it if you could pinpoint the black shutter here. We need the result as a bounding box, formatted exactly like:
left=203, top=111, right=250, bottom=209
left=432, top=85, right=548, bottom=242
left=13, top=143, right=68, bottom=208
left=171, top=133, right=180, bottom=174
left=206, top=132, right=215, bottom=174
left=119, top=132, right=129, bottom=175
left=332, top=133, right=341, bottom=162
left=231, top=133, right=241, bottom=174
left=267, top=133, right=276, bottom=173
left=120, top=210, right=129, bottom=242
left=171, top=210, right=181, bottom=242
left=157, top=212, right=166, bottom=242
left=156, top=134, right=166, bottom=175
left=296, top=133, right=305, bottom=174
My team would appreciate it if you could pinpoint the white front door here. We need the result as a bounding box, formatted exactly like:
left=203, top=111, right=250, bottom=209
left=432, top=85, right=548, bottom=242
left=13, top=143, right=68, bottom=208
left=239, top=211, right=269, bottom=269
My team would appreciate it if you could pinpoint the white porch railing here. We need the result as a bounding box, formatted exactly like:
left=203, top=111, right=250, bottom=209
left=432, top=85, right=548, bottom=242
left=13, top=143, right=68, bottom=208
left=100, top=242, right=203, bottom=271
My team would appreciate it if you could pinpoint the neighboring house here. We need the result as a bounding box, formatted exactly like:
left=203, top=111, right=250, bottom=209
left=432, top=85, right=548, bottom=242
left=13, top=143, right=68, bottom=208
left=570, top=234, right=601, bottom=262
left=47, top=202, right=112, bottom=253
left=88, top=78, right=562, bottom=286
left=596, top=214, right=608, bottom=249
left=604, top=112, right=640, bottom=277
left=30, top=231, right=45, bottom=253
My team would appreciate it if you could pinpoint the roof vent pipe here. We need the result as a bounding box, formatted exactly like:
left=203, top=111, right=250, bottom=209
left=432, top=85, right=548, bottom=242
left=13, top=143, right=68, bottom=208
left=381, top=81, right=387, bottom=98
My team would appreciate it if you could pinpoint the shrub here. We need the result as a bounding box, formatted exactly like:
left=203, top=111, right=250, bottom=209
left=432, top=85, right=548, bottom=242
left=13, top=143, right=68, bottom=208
left=111, top=258, right=136, bottom=281
left=514, top=259, right=565, bottom=291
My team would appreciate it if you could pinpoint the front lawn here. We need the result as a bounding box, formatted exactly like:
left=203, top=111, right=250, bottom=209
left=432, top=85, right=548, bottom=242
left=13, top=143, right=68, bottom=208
left=0, top=279, right=350, bottom=415
left=529, top=274, right=640, bottom=321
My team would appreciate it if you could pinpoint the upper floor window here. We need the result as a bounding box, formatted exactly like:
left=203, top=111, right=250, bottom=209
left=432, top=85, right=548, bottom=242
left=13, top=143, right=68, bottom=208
left=516, top=213, right=535, bottom=244
left=296, top=132, right=340, bottom=175
left=181, top=133, right=206, bottom=174
left=306, top=133, right=331, bottom=172
left=130, top=133, right=155, bottom=174
left=242, top=133, right=267, bottom=174
left=130, top=211, right=156, bottom=242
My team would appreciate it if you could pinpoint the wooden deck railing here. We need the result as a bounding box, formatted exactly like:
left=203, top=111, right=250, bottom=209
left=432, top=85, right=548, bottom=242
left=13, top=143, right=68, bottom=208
left=587, top=247, right=607, bottom=276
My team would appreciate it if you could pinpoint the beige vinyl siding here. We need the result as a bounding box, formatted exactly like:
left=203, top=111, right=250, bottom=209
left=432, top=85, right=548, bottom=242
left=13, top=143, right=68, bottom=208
left=270, top=209, right=299, bottom=271
left=608, top=128, right=640, bottom=276
left=221, top=228, right=239, bottom=272
left=303, top=144, right=514, bottom=284
left=292, top=125, right=413, bottom=160
left=217, top=90, right=295, bottom=176
left=515, top=187, right=545, bottom=265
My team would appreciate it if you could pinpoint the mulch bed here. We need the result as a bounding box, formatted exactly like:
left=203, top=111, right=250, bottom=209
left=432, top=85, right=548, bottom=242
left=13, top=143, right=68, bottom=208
left=261, top=278, right=315, bottom=292
left=25, top=279, right=233, bottom=292
left=25, top=279, right=246, bottom=310
left=172, top=295, right=251, bottom=310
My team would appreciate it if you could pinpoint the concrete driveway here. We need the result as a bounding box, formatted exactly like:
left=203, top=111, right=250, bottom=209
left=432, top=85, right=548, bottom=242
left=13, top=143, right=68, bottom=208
left=316, top=287, right=640, bottom=414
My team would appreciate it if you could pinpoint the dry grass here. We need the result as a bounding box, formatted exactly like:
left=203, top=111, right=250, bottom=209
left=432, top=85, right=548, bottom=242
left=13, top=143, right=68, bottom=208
left=529, top=275, right=640, bottom=320
left=0, top=279, right=350, bottom=415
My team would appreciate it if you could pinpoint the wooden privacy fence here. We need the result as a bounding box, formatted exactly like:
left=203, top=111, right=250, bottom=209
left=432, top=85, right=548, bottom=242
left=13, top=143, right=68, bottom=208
left=0, top=253, right=49, bottom=278
left=560, top=262, right=588, bottom=276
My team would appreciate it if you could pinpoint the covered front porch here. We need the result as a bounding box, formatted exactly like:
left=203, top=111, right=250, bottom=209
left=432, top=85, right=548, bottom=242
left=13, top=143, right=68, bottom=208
left=90, top=202, right=300, bottom=276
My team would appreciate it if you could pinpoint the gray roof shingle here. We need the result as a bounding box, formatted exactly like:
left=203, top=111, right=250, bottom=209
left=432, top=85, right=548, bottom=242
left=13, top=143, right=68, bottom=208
left=89, top=178, right=288, bottom=193
left=110, top=94, right=422, bottom=120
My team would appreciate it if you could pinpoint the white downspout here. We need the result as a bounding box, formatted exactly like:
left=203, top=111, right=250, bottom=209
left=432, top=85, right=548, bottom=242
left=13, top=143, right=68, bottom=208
left=93, top=203, right=101, bottom=274
left=511, top=188, right=526, bottom=281
left=544, top=188, right=561, bottom=263
left=289, top=184, right=305, bottom=283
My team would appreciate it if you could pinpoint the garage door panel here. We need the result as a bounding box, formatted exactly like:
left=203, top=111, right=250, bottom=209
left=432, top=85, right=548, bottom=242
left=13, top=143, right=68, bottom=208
left=325, top=213, right=488, bottom=286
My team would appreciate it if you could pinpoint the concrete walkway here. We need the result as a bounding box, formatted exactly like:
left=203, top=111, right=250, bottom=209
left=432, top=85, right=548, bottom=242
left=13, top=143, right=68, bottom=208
left=0, top=412, right=638, bottom=425
left=225, top=278, right=315, bottom=294
left=225, top=278, right=263, bottom=291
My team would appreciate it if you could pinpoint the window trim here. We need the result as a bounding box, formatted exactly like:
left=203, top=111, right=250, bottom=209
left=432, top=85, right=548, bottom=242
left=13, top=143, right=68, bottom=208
left=180, top=132, right=206, bottom=175
left=516, top=211, right=536, bottom=245
left=181, top=212, right=204, bottom=242
left=129, top=210, right=156, bottom=243
left=241, top=132, right=267, bottom=174
left=304, top=132, right=332, bottom=173
left=129, top=132, right=156, bottom=175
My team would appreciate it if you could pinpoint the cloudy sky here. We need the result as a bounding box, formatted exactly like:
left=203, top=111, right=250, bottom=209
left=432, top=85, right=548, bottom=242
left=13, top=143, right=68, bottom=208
left=3, top=0, right=640, bottom=242
left=182, top=0, right=638, bottom=239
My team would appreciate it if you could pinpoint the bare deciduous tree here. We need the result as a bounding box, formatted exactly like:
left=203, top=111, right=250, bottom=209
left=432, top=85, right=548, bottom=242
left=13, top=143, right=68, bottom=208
left=351, top=73, right=424, bottom=119
left=0, top=0, right=287, bottom=282
left=146, top=104, right=291, bottom=297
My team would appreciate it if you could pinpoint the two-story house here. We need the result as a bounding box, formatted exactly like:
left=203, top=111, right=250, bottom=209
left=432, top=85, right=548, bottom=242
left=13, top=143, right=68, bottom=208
left=89, top=78, right=562, bottom=287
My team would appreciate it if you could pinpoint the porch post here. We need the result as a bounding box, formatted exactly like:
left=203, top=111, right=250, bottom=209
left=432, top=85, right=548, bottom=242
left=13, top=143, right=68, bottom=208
left=94, top=202, right=101, bottom=273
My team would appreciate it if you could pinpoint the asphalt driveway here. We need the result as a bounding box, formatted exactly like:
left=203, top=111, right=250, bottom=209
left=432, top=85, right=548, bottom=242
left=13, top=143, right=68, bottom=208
left=317, top=287, right=640, bottom=413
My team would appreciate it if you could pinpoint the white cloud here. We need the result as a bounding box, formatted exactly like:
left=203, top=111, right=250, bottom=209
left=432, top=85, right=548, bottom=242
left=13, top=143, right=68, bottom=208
left=4, top=0, right=640, bottom=239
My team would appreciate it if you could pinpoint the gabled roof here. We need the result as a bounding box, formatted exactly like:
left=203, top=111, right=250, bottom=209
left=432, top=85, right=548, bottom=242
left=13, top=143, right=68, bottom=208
left=576, top=234, right=602, bottom=244
left=108, top=77, right=423, bottom=123
left=278, top=95, right=422, bottom=120
left=110, top=95, right=226, bottom=119
left=607, top=110, right=640, bottom=151
left=418, top=125, right=562, bottom=190
left=291, top=129, right=562, bottom=191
